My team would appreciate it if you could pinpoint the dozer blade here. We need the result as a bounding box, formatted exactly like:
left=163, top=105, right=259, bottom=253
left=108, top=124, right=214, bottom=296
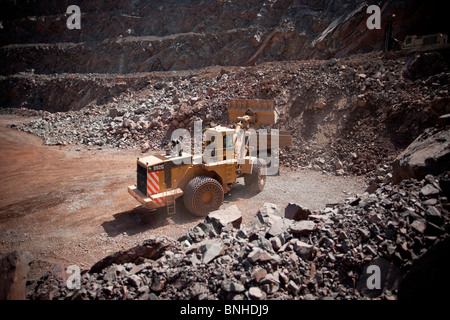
left=228, top=99, right=277, bottom=128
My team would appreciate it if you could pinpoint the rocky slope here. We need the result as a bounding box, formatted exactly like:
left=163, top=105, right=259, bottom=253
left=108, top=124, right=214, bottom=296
left=6, top=49, right=450, bottom=177
left=26, top=171, right=450, bottom=300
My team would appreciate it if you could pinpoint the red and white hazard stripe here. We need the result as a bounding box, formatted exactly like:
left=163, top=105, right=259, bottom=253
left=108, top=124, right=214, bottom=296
left=147, top=171, right=164, bottom=206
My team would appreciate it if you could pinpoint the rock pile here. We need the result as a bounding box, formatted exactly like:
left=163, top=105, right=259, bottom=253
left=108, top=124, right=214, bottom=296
left=280, top=52, right=449, bottom=177
left=13, top=71, right=231, bottom=151
left=11, top=51, right=449, bottom=177
left=27, top=172, right=449, bottom=300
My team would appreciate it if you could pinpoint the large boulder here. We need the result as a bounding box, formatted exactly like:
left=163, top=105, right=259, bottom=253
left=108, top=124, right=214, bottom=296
left=256, top=203, right=283, bottom=228
left=284, top=203, right=311, bottom=221
left=402, top=52, right=448, bottom=81
left=200, top=240, right=225, bottom=264
left=392, top=127, right=450, bottom=184
left=206, top=205, right=242, bottom=231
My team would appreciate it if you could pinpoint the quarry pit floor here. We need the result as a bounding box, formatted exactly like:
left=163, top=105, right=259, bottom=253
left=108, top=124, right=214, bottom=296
left=0, top=115, right=366, bottom=280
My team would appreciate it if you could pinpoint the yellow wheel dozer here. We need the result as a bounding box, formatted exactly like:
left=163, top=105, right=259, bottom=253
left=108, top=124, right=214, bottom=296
left=128, top=99, right=292, bottom=216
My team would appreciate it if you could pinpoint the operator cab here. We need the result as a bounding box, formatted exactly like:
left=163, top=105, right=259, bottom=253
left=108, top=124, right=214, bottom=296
left=204, top=126, right=235, bottom=162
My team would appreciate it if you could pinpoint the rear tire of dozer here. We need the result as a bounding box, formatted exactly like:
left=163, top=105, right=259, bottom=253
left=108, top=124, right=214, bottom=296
left=244, top=158, right=266, bottom=194
left=183, top=176, right=224, bottom=217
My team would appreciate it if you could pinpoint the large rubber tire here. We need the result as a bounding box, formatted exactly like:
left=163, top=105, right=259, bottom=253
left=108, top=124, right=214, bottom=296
left=244, top=158, right=266, bottom=194
left=183, top=176, right=224, bottom=217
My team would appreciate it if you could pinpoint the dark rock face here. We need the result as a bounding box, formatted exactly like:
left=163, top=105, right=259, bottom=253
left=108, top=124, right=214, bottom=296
left=0, top=0, right=447, bottom=75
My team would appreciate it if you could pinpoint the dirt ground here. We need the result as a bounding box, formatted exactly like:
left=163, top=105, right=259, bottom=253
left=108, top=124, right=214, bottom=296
left=0, top=114, right=367, bottom=281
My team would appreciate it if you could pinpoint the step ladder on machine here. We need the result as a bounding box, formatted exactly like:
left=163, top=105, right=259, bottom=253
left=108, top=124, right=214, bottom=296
left=165, top=180, right=177, bottom=215
left=225, top=159, right=235, bottom=185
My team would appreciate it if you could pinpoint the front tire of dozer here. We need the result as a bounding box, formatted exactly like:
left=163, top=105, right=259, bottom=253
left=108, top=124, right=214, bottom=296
left=244, top=158, right=266, bottom=194
left=183, top=176, right=224, bottom=217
